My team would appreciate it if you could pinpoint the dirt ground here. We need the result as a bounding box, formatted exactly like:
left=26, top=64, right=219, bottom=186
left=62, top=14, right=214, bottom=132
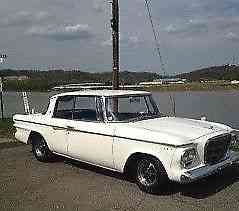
left=1, top=143, right=239, bottom=211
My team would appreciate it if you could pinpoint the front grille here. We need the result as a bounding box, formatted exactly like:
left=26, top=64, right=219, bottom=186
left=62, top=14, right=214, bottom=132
left=204, top=134, right=231, bottom=165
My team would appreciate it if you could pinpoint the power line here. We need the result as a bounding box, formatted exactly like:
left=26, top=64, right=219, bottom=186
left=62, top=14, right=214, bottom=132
left=144, top=0, right=166, bottom=74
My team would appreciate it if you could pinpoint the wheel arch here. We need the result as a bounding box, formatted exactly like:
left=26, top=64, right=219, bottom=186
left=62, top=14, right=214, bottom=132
left=28, top=131, right=46, bottom=145
left=123, top=152, right=168, bottom=178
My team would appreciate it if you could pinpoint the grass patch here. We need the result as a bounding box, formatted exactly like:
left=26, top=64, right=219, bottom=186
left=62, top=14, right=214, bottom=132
left=0, top=118, right=15, bottom=138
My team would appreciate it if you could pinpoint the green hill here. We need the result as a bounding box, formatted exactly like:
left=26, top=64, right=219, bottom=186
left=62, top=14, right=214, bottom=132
left=0, top=69, right=160, bottom=91
left=178, top=65, right=239, bottom=81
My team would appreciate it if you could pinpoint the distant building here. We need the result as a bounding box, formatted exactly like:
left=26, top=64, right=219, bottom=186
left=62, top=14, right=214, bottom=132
left=139, top=81, right=163, bottom=86
left=5, top=76, right=29, bottom=81
left=161, top=78, right=186, bottom=85
left=231, top=80, right=239, bottom=85
left=200, top=80, right=226, bottom=84
left=139, top=78, right=186, bottom=86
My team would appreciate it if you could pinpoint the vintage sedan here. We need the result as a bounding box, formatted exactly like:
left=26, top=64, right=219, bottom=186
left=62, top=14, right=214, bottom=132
left=13, top=90, right=239, bottom=193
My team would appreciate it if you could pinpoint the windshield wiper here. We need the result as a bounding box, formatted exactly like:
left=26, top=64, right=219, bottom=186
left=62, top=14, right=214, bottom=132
left=130, top=114, right=160, bottom=122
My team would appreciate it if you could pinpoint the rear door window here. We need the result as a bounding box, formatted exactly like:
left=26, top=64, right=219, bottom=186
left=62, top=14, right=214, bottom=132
left=53, top=96, right=74, bottom=119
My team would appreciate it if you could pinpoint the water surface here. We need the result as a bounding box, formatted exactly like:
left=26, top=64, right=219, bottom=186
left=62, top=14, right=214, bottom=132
left=1, top=91, right=239, bottom=129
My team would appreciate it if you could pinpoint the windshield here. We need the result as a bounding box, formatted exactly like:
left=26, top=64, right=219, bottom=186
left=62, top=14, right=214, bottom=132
left=105, top=95, right=161, bottom=122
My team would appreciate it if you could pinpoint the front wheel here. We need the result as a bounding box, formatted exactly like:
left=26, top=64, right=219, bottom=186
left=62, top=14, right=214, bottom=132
left=32, top=136, right=53, bottom=162
left=135, top=156, right=168, bottom=193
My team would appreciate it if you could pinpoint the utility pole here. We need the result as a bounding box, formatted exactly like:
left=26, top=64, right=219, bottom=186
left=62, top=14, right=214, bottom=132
left=111, top=0, right=120, bottom=90
left=111, top=0, right=120, bottom=112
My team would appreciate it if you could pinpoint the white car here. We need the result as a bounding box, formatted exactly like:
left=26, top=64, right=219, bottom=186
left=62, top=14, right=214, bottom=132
left=13, top=90, right=239, bottom=193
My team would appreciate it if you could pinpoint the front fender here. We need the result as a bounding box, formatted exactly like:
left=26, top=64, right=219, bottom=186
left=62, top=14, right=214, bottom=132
left=113, top=137, right=176, bottom=179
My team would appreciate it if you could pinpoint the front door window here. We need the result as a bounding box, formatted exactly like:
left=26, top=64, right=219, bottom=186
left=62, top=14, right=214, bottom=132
left=73, top=96, right=103, bottom=122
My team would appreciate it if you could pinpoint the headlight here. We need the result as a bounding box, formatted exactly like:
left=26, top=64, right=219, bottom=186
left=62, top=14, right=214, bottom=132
left=181, top=148, right=198, bottom=168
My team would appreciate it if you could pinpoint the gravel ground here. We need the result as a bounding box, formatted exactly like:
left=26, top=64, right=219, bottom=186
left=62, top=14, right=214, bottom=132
left=0, top=138, right=16, bottom=144
left=1, top=143, right=239, bottom=211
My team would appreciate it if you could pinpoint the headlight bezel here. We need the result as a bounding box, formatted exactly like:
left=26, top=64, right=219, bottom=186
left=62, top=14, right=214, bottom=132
left=180, top=147, right=199, bottom=169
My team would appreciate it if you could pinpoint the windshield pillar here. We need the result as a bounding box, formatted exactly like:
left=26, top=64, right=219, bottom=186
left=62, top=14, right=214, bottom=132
left=102, top=96, right=109, bottom=123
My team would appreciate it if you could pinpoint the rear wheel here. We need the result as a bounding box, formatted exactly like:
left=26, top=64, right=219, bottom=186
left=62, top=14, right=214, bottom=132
left=32, top=136, right=53, bottom=162
left=135, top=156, right=168, bottom=193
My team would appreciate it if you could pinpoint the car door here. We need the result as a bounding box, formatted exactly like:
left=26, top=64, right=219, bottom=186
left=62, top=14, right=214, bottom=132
left=66, top=96, right=115, bottom=169
left=50, top=95, right=74, bottom=155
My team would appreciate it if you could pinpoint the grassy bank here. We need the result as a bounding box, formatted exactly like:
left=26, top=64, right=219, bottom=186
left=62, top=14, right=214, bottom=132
left=0, top=118, right=15, bottom=139
left=145, top=82, right=239, bottom=92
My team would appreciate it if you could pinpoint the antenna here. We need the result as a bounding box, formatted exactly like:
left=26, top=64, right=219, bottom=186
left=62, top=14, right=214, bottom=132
left=169, top=94, right=176, bottom=116
left=144, top=0, right=166, bottom=74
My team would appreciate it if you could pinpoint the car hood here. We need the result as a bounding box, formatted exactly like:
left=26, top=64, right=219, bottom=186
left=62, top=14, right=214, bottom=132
left=115, top=117, right=232, bottom=146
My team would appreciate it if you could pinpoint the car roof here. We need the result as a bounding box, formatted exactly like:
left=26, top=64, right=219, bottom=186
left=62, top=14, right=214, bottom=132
left=53, top=90, right=151, bottom=98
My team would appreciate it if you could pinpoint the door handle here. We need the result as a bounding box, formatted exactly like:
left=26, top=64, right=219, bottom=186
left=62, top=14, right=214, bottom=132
left=52, top=126, right=65, bottom=131
left=66, top=125, right=75, bottom=131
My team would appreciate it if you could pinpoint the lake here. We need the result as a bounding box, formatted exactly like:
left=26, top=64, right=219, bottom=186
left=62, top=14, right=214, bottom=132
left=1, top=91, right=239, bottom=129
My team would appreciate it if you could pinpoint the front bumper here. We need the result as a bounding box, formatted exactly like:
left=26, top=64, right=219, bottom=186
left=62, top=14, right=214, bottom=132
left=180, top=151, right=239, bottom=183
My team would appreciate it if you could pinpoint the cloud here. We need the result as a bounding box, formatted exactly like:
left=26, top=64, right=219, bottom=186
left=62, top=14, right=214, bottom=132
left=92, top=0, right=105, bottom=13
left=101, top=38, right=112, bottom=47
left=2, top=0, right=239, bottom=73
left=128, top=36, right=140, bottom=44
left=165, top=19, right=208, bottom=36
left=213, top=16, right=239, bottom=31
left=0, top=11, right=50, bottom=27
left=27, top=24, right=95, bottom=41
left=101, top=35, right=142, bottom=47
left=199, top=0, right=239, bottom=17
left=225, top=32, right=239, bottom=41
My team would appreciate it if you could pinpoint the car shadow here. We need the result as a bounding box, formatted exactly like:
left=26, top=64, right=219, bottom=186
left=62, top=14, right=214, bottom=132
left=62, top=158, right=239, bottom=199
left=159, top=164, right=239, bottom=199
left=63, top=158, right=126, bottom=181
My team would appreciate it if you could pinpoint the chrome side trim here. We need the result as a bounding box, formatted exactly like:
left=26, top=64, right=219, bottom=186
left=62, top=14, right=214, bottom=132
left=14, top=119, right=192, bottom=148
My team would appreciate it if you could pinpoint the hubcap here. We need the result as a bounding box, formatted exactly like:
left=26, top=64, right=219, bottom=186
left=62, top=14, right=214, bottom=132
left=137, top=159, right=158, bottom=187
left=35, top=142, right=46, bottom=157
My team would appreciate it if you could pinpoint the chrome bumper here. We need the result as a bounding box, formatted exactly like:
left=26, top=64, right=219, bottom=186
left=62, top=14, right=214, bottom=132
left=180, top=151, right=239, bottom=183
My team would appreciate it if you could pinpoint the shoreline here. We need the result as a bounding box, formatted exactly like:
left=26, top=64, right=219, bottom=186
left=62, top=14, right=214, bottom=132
left=4, top=83, right=239, bottom=93
left=145, top=83, right=239, bottom=92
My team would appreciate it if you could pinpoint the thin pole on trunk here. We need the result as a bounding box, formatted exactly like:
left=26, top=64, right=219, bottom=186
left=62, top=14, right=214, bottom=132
left=0, top=77, right=4, bottom=120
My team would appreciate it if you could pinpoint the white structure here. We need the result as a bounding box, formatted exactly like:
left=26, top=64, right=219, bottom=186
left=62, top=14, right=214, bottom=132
left=139, top=78, right=187, bottom=87
left=0, top=54, right=7, bottom=63
left=139, top=81, right=163, bottom=86
left=161, top=78, right=186, bottom=84
left=52, top=83, right=143, bottom=90
left=13, top=90, right=239, bottom=193
left=231, top=80, right=239, bottom=85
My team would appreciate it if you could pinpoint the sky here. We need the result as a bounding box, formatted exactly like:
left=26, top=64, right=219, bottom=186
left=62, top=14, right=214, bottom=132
left=1, top=0, right=239, bottom=74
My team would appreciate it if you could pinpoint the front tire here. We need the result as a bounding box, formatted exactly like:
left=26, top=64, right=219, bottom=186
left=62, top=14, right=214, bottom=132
left=32, top=136, right=53, bottom=162
left=135, top=156, right=168, bottom=193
